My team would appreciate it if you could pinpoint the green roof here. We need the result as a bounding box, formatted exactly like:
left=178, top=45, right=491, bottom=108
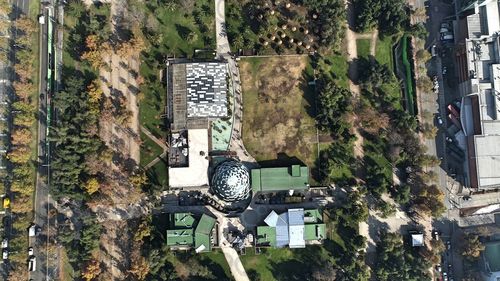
left=256, top=226, right=277, bottom=247
left=194, top=214, right=216, bottom=252
left=304, top=224, right=326, bottom=241
left=166, top=229, right=194, bottom=246
left=304, top=209, right=322, bottom=223
left=484, top=240, right=500, bottom=272
left=251, top=165, right=309, bottom=192
left=171, top=213, right=195, bottom=228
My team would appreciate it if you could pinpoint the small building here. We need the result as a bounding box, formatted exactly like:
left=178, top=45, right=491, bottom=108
left=251, top=165, right=309, bottom=193
left=168, top=129, right=209, bottom=188
left=410, top=232, right=424, bottom=247
left=166, top=213, right=217, bottom=253
left=256, top=208, right=325, bottom=248
left=483, top=240, right=500, bottom=281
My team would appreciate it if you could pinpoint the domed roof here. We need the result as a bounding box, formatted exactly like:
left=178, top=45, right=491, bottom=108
left=211, top=160, right=251, bottom=202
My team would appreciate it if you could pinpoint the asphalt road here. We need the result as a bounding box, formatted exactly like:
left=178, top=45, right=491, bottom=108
left=31, top=3, right=52, bottom=281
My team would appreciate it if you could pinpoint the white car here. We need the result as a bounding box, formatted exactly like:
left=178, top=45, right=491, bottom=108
left=437, top=116, right=443, bottom=125
left=2, top=249, right=7, bottom=260
left=1, top=239, right=7, bottom=248
left=28, top=247, right=34, bottom=256
left=28, top=257, right=36, bottom=272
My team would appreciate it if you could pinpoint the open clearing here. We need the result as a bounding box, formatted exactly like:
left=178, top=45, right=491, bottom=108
left=240, top=56, right=317, bottom=168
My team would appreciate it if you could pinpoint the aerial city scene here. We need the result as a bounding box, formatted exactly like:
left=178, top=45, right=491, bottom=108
left=0, top=0, right=499, bottom=280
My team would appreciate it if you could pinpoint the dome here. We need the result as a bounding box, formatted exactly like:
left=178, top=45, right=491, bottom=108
left=211, top=160, right=251, bottom=202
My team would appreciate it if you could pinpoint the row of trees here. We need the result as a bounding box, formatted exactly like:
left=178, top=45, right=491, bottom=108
left=315, top=74, right=357, bottom=185
left=375, top=232, right=433, bottom=280
left=6, top=13, right=40, bottom=280
left=353, top=0, right=410, bottom=35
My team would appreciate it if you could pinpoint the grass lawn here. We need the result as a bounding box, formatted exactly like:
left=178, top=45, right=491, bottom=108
left=200, top=251, right=234, bottom=280
left=241, top=247, right=332, bottom=281
left=140, top=132, right=163, bottom=166
left=376, top=36, right=396, bottom=69
left=357, top=39, right=371, bottom=58
left=318, top=53, right=349, bottom=89
left=146, top=158, right=168, bottom=188
left=150, top=0, right=215, bottom=57
left=240, top=56, right=318, bottom=168
left=139, top=80, right=165, bottom=138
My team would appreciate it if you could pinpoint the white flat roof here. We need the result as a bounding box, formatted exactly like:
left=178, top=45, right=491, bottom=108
left=169, top=129, right=209, bottom=187
left=474, top=134, right=500, bottom=188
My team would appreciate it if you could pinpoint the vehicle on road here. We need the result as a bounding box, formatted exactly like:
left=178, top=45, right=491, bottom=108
left=441, top=22, right=451, bottom=29
left=437, top=115, right=443, bottom=125
left=28, top=247, right=33, bottom=256
left=1, top=239, right=7, bottom=248
left=2, top=249, right=7, bottom=260
left=432, top=230, right=440, bottom=240
left=442, top=66, right=448, bottom=75
left=436, top=264, right=442, bottom=272
left=2, top=197, right=10, bottom=209
left=446, top=240, right=451, bottom=250
left=28, top=256, right=36, bottom=271
left=443, top=272, right=448, bottom=281
left=28, top=224, right=36, bottom=237
left=446, top=136, right=453, bottom=143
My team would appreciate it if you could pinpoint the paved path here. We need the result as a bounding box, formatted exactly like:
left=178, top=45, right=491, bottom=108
left=214, top=1, right=252, bottom=280
left=215, top=0, right=257, bottom=165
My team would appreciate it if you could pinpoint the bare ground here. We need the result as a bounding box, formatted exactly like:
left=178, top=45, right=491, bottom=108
left=240, top=56, right=318, bottom=167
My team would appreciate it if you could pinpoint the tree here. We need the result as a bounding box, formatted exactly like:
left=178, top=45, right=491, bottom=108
left=128, top=256, right=150, bottom=280
left=129, top=170, right=147, bottom=189
left=461, top=234, right=485, bottom=260
left=186, top=31, right=198, bottom=43
left=11, top=128, right=31, bottom=146
left=316, top=78, right=352, bottom=133
left=134, top=218, right=151, bottom=241
left=14, top=15, right=37, bottom=34
left=83, top=178, right=99, bottom=195
left=82, top=259, right=101, bottom=281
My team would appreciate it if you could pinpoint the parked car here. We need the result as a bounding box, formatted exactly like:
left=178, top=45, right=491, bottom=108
left=28, top=247, right=34, bottom=256
left=432, top=230, right=440, bottom=240
left=441, top=22, right=451, bottom=29
left=437, top=115, right=444, bottom=125
left=436, top=264, right=442, bottom=272
left=446, top=240, right=451, bottom=250
left=28, top=224, right=37, bottom=237
left=28, top=257, right=36, bottom=272
left=442, top=66, right=448, bottom=75
left=1, top=239, right=7, bottom=248
left=2, top=249, right=7, bottom=260
left=2, top=197, right=10, bottom=209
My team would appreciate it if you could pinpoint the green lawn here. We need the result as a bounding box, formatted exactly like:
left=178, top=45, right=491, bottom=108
left=146, top=158, right=168, bottom=188
left=140, top=132, right=163, bottom=166
left=200, top=251, right=234, bottom=280
left=376, top=36, right=396, bottom=69
left=139, top=80, right=165, bottom=138
left=317, top=53, right=349, bottom=89
left=241, top=247, right=332, bottom=281
left=146, top=0, right=216, bottom=58
left=357, top=39, right=371, bottom=58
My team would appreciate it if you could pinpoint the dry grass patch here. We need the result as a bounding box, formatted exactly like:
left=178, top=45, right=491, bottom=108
left=240, top=56, right=317, bottom=167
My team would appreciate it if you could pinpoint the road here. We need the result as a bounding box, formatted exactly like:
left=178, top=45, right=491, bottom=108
left=416, top=0, right=464, bottom=279
left=32, top=0, right=57, bottom=280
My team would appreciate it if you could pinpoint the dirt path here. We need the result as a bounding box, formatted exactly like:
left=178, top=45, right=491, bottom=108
left=370, top=29, right=378, bottom=57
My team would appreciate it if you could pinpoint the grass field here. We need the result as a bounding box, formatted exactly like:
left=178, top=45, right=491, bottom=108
left=240, top=56, right=318, bottom=168
left=357, top=39, right=371, bottom=58
left=141, top=0, right=215, bottom=58
left=241, top=247, right=332, bottom=281
left=140, top=131, right=163, bottom=166
left=376, top=36, right=396, bottom=69
left=146, top=158, right=168, bottom=188
left=318, top=53, right=349, bottom=89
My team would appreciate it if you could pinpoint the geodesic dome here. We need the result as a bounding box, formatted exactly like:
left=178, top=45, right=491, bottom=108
left=211, top=160, right=251, bottom=202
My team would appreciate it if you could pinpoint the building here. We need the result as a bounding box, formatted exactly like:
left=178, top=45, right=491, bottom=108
left=168, top=129, right=209, bottom=188
left=453, top=0, right=500, bottom=190
left=482, top=240, right=500, bottom=281
left=167, top=61, right=229, bottom=131
left=410, top=232, right=424, bottom=247
left=251, top=165, right=309, bottom=193
left=166, top=212, right=217, bottom=253
left=211, top=160, right=251, bottom=202
left=256, top=208, right=326, bottom=248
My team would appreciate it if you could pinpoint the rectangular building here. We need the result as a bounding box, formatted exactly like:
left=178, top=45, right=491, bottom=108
left=251, top=165, right=309, bottom=193
left=166, top=213, right=217, bottom=253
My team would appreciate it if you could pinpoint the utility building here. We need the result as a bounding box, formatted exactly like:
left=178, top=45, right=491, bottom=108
left=256, top=208, right=325, bottom=248
left=251, top=165, right=309, bottom=193
left=166, top=213, right=217, bottom=253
